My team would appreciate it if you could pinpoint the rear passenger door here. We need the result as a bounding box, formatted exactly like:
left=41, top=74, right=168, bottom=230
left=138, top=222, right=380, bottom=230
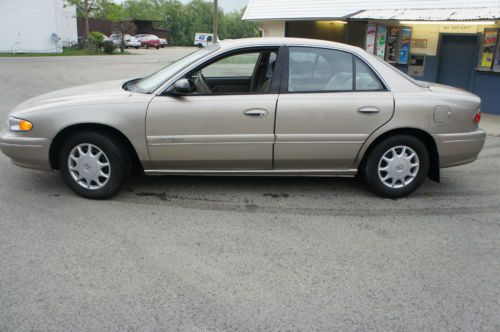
left=274, top=46, right=394, bottom=170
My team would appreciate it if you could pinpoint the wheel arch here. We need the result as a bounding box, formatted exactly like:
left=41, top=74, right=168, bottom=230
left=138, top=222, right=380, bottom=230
left=358, top=128, right=440, bottom=183
left=49, top=123, right=143, bottom=173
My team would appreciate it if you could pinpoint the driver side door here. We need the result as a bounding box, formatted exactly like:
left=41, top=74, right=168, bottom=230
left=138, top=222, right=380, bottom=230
left=146, top=47, right=281, bottom=170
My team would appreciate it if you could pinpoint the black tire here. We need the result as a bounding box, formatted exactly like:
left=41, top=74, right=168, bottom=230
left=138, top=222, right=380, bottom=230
left=59, top=131, right=131, bottom=200
left=155, top=46, right=160, bottom=49
left=135, top=46, right=139, bottom=49
left=362, top=135, right=429, bottom=198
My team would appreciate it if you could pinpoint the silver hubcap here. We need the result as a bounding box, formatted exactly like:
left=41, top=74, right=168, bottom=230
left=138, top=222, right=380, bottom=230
left=68, top=143, right=111, bottom=190
left=378, top=145, right=419, bottom=189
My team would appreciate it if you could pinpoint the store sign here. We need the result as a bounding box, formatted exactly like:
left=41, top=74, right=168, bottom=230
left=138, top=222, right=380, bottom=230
left=398, top=28, right=412, bottom=64
left=365, top=24, right=376, bottom=55
left=386, top=27, right=400, bottom=63
left=411, top=39, right=428, bottom=49
left=440, top=25, right=476, bottom=33
left=480, top=29, right=498, bottom=69
left=375, top=26, right=388, bottom=59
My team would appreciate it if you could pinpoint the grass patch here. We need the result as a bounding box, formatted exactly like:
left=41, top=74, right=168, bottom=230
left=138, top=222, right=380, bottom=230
left=0, top=48, right=131, bottom=57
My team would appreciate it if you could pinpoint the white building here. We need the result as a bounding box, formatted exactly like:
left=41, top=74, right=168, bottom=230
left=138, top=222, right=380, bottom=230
left=0, top=0, right=78, bottom=53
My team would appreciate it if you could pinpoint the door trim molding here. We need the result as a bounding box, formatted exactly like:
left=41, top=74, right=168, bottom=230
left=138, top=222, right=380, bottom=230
left=144, top=169, right=358, bottom=176
left=147, top=134, right=275, bottom=146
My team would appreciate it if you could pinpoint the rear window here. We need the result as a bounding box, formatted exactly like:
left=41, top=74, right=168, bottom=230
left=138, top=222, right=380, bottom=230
left=372, top=55, right=429, bottom=88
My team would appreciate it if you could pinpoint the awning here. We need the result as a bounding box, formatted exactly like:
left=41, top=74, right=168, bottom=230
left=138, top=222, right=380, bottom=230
left=349, top=7, right=500, bottom=21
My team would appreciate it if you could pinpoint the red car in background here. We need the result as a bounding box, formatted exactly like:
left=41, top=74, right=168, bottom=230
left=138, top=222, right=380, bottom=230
left=140, top=35, right=160, bottom=49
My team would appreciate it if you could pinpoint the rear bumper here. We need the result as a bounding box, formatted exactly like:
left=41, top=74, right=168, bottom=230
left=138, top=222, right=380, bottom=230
left=0, top=132, right=52, bottom=171
left=433, top=129, right=486, bottom=168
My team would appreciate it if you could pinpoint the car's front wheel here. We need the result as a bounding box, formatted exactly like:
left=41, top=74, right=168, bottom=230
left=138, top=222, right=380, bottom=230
left=362, top=135, right=429, bottom=198
left=59, top=131, right=131, bottom=199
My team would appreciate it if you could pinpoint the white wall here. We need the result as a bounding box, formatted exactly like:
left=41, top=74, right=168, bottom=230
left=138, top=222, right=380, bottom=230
left=0, top=0, right=77, bottom=53
left=58, top=0, right=78, bottom=47
left=260, top=21, right=286, bottom=37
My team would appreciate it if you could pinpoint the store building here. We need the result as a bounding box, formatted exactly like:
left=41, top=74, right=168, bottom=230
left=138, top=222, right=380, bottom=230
left=243, top=0, right=500, bottom=114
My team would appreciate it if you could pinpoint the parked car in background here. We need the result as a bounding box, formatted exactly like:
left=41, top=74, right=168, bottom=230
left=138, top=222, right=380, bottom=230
left=135, top=34, right=161, bottom=41
left=140, top=35, right=160, bottom=49
left=125, top=36, right=140, bottom=49
left=0, top=38, right=485, bottom=199
left=159, top=38, right=168, bottom=48
left=194, top=33, right=216, bottom=47
left=134, top=34, right=148, bottom=40
left=108, top=33, right=122, bottom=46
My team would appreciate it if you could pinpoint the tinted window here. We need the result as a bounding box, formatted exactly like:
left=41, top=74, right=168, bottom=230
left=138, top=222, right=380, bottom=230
left=355, top=58, right=383, bottom=91
left=288, top=47, right=353, bottom=92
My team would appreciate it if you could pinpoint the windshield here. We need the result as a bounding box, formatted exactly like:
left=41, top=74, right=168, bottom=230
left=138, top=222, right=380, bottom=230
left=131, top=44, right=220, bottom=94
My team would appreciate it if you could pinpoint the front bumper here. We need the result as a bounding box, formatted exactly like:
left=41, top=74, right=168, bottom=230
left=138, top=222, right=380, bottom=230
left=0, top=132, right=52, bottom=170
left=433, top=129, right=486, bottom=168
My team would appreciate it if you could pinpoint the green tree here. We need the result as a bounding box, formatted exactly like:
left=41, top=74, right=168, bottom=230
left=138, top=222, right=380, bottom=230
left=219, top=8, right=259, bottom=40
left=95, top=0, right=125, bottom=22
left=99, top=0, right=259, bottom=46
left=65, top=0, right=102, bottom=48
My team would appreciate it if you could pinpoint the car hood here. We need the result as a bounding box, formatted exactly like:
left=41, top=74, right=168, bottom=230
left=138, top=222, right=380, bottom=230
left=12, top=79, right=134, bottom=114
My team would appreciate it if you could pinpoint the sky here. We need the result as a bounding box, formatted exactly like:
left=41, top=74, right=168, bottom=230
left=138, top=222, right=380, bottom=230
left=113, top=0, right=249, bottom=12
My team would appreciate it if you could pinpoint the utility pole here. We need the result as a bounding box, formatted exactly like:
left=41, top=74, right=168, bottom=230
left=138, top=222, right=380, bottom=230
left=213, top=0, right=218, bottom=43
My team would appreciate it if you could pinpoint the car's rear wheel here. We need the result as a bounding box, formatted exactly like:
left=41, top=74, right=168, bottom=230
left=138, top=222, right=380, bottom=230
left=155, top=46, right=160, bottom=49
left=59, top=131, right=131, bottom=199
left=362, top=135, right=429, bottom=198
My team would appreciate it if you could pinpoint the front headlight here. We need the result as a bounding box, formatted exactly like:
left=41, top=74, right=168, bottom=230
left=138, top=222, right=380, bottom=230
left=8, top=117, right=33, bottom=132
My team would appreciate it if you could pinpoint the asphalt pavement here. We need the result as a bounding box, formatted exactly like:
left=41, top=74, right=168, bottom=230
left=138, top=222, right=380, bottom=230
left=1, top=48, right=499, bottom=331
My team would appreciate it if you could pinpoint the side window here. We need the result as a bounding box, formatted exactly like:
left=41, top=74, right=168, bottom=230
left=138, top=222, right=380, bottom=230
left=183, top=49, right=279, bottom=95
left=355, top=58, right=384, bottom=91
left=288, top=47, right=353, bottom=92
left=202, top=52, right=260, bottom=78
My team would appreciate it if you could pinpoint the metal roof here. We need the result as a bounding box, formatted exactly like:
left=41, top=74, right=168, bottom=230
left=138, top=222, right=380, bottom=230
left=242, top=0, right=500, bottom=21
left=350, top=7, right=500, bottom=21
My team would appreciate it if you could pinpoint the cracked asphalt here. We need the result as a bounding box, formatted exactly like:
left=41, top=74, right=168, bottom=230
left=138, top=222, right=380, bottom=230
left=1, top=48, right=499, bottom=331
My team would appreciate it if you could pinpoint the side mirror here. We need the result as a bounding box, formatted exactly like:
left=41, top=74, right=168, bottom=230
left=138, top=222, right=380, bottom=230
left=169, top=78, right=193, bottom=95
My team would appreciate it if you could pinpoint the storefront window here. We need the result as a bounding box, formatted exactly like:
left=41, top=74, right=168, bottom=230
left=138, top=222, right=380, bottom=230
left=364, top=24, right=412, bottom=65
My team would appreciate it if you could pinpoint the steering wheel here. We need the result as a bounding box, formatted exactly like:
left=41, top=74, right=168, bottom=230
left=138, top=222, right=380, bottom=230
left=194, top=71, right=212, bottom=94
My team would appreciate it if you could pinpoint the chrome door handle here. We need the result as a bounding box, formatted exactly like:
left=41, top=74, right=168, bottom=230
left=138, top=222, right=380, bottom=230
left=244, top=109, right=268, bottom=118
left=357, top=106, right=380, bottom=115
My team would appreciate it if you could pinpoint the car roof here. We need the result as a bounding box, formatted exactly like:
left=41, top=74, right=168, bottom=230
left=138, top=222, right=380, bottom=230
left=217, top=37, right=363, bottom=53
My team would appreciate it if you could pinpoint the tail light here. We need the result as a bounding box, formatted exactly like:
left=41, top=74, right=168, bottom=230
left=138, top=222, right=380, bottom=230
left=473, top=111, right=481, bottom=125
